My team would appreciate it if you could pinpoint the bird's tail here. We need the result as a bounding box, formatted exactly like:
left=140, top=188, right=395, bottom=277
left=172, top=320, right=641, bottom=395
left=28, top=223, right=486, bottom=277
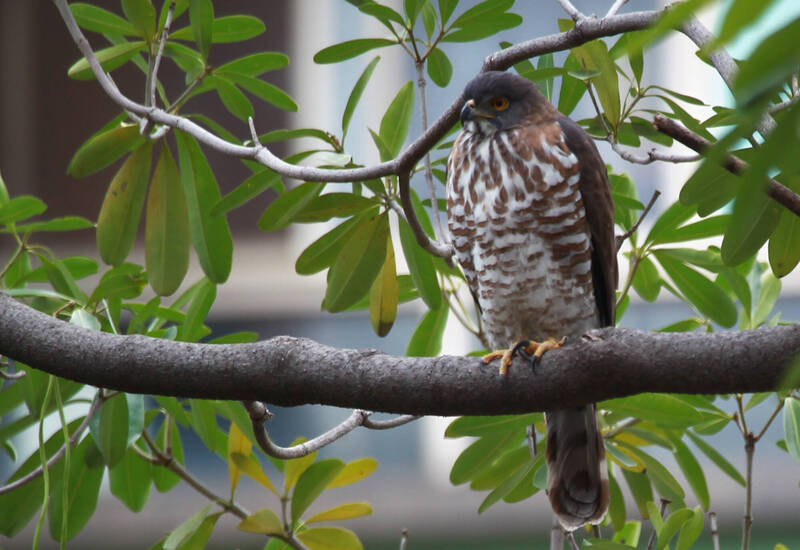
left=545, top=405, right=609, bottom=530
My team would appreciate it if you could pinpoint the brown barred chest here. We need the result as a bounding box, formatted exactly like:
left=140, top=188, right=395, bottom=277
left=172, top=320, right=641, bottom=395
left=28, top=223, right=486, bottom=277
left=446, top=125, right=601, bottom=347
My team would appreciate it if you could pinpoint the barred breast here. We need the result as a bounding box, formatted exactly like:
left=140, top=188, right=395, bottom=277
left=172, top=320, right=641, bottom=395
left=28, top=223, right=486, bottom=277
left=446, top=121, right=600, bottom=349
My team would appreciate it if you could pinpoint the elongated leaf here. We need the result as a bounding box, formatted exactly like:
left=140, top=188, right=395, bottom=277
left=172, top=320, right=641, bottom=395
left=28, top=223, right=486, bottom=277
left=602, top=393, right=710, bottom=429
left=68, top=125, right=145, bottom=178
left=406, top=301, right=449, bottom=357
left=735, top=16, right=800, bottom=105
left=90, top=393, right=130, bottom=467
left=38, top=254, right=88, bottom=304
left=783, top=397, right=800, bottom=463
left=68, top=41, right=147, bottom=80
left=687, top=431, right=745, bottom=486
left=478, top=456, right=540, bottom=513
left=314, top=38, right=396, bottom=64
left=323, top=212, right=389, bottom=312
left=213, top=75, right=253, bottom=120
left=295, top=213, right=368, bottom=275
left=675, top=506, right=704, bottom=550
left=671, top=436, right=710, bottom=510
left=769, top=176, right=800, bottom=276
left=380, top=81, right=414, bottom=157
left=238, top=508, right=282, bottom=535
left=291, top=459, right=345, bottom=523
left=109, top=442, right=153, bottom=512
left=212, top=169, right=283, bottom=215
left=657, top=508, right=694, bottom=550
left=216, top=52, right=289, bottom=76
left=227, top=422, right=251, bottom=494
left=343, top=56, right=381, bottom=139
left=258, top=181, right=324, bottom=232
left=558, top=53, right=586, bottom=115
left=721, top=176, right=781, bottom=266
left=293, top=193, right=376, bottom=223
left=427, top=47, right=453, bottom=87
left=189, top=0, right=213, bottom=59
left=284, top=438, right=316, bottom=491
left=96, top=143, right=152, bottom=265
left=654, top=251, right=737, bottom=327
left=170, top=15, right=265, bottom=43
left=449, top=430, right=522, bottom=485
left=631, top=255, right=661, bottom=302
left=174, top=131, right=233, bottom=283
left=230, top=453, right=279, bottom=495
left=12, top=216, right=93, bottom=234
left=176, top=277, right=216, bottom=342
left=189, top=398, right=220, bottom=453
left=153, top=417, right=183, bottom=492
left=327, top=457, right=378, bottom=489
left=163, top=505, right=211, bottom=550
left=146, top=144, right=190, bottom=296
left=298, top=527, right=363, bottom=550
left=621, top=468, right=653, bottom=518
left=445, top=414, right=541, bottom=438
left=306, top=502, right=373, bottom=524
left=654, top=215, right=731, bottom=245
left=370, top=238, right=398, bottom=336
left=398, top=218, right=441, bottom=309
left=0, top=196, right=46, bottom=225
left=48, top=437, right=104, bottom=542
left=71, top=3, right=138, bottom=35
left=221, top=72, right=297, bottom=111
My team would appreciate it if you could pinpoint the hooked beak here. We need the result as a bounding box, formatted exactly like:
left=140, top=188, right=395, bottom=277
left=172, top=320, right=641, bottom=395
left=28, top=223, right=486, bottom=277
left=460, top=98, right=495, bottom=125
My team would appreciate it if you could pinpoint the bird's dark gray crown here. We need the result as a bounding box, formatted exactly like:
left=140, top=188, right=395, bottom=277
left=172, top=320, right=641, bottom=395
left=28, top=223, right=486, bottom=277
left=463, top=71, right=538, bottom=106
left=460, top=71, right=543, bottom=134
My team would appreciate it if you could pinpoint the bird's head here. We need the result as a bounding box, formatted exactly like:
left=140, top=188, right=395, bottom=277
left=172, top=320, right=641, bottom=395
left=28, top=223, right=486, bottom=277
left=459, top=71, right=542, bottom=135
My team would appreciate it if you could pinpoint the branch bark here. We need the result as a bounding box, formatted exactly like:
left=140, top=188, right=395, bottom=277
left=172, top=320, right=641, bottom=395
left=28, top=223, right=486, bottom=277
left=1, top=293, right=796, bottom=416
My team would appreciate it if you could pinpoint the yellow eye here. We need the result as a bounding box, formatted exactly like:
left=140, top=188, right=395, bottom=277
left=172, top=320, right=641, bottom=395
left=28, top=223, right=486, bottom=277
left=491, top=97, right=509, bottom=111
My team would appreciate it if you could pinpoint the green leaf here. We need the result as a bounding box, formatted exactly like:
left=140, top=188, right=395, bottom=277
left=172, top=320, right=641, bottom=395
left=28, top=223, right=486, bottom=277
left=90, top=393, right=130, bottom=467
left=657, top=507, right=694, bottom=550
left=680, top=159, right=740, bottom=216
left=109, top=442, right=153, bottom=512
left=71, top=3, right=138, bottom=35
left=403, top=0, right=424, bottom=22
left=783, top=397, right=800, bottom=463
left=687, top=431, right=746, bottom=486
left=478, top=456, right=541, bottom=513
left=563, top=30, right=620, bottom=127
left=298, top=527, right=363, bottom=550
left=212, top=169, right=283, bottom=215
left=406, top=301, right=449, bottom=356
left=646, top=200, right=696, bottom=245
left=769, top=176, right=800, bottom=276
left=285, top=439, right=317, bottom=491
left=68, top=41, right=147, bottom=80
left=314, top=38, right=396, bottom=64
left=379, top=81, right=414, bottom=157
left=96, top=142, right=152, bottom=265
left=675, top=506, right=704, bottom=550
left=449, top=430, right=522, bottom=485
left=621, top=469, right=654, bottom=518
left=631, top=255, right=661, bottom=302
left=327, top=457, right=378, bottom=489
left=438, top=0, right=458, bottom=24
left=11, top=216, right=92, bottom=234
left=608, top=470, right=627, bottom=532
left=654, top=251, right=737, bottom=327
left=145, top=144, right=190, bottom=296
left=323, top=212, right=389, bottom=312
left=163, top=505, right=211, bottom=550
left=398, top=218, right=442, bottom=310
left=291, top=458, right=345, bottom=522
left=342, top=56, right=381, bottom=139
left=174, top=131, right=233, bottom=284
left=735, top=16, right=800, bottom=105
left=558, top=53, right=586, bottom=115
left=177, top=277, right=216, bottom=342
left=0, top=196, right=46, bottom=225
left=602, top=393, right=712, bottom=429
left=68, top=124, right=145, bottom=178
left=89, top=263, right=146, bottom=304
left=445, top=414, right=542, bottom=438
left=121, top=0, right=156, bottom=41
left=670, top=436, right=710, bottom=510
left=653, top=215, right=731, bottom=245
left=427, top=47, right=453, bottom=87
left=307, top=502, right=373, bottom=523
left=753, top=271, right=780, bottom=327
left=370, top=239, right=399, bottom=336
left=442, top=13, right=522, bottom=42
left=189, top=0, right=214, bottom=59
left=238, top=508, right=283, bottom=535
left=295, top=214, right=368, bottom=275
left=153, top=417, right=184, bottom=492
left=189, top=398, right=220, bottom=454
left=293, top=193, right=376, bottom=223
left=171, top=15, right=265, bottom=43
left=221, top=72, right=298, bottom=111
left=164, top=42, right=204, bottom=78
left=216, top=52, right=289, bottom=76
left=48, top=437, right=104, bottom=542
left=38, top=255, right=88, bottom=304
left=421, top=0, right=437, bottom=38
left=213, top=75, right=253, bottom=120
left=721, top=177, right=781, bottom=266
left=358, top=2, right=405, bottom=27
left=175, top=512, right=220, bottom=550
left=258, top=181, right=324, bottom=232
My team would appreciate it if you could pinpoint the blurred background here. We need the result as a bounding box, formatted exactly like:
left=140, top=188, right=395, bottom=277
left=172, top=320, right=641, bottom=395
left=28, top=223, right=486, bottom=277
left=1, top=0, right=799, bottom=547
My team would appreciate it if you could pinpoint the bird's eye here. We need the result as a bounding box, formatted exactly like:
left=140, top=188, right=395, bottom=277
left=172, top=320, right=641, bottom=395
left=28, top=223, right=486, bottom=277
left=490, top=97, right=509, bottom=111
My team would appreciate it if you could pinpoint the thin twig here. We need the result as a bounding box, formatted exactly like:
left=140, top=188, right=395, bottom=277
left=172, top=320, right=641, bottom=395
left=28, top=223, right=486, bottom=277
left=603, top=417, right=641, bottom=439
left=245, top=401, right=373, bottom=459
left=754, top=400, right=784, bottom=441
left=0, top=359, right=25, bottom=380
left=398, top=170, right=453, bottom=258
left=566, top=531, right=580, bottom=550
left=653, top=114, right=800, bottom=217
left=0, top=390, right=105, bottom=495
left=710, top=511, right=721, bottom=550
left=742, top=433, right=755, bottom=550
left=606, top=0, right=629, bottom=17
left=414, top=62, right=445, bottom=242
left=610, top=141, right=700, bottom=165
left=646, top=498, right=670, bottom=550
left=550, top=516, right=564, bottom=550
left=362, top=414, right=419, bottom=429
left=615, top=190, right=660, bottom=251
left=526, top=424, right=538, bottom=458
left=399, top=528, right=409, bottom=550
left=150, top=1, right=175, bottom=109
left=557, top=0, right=585, bottom=21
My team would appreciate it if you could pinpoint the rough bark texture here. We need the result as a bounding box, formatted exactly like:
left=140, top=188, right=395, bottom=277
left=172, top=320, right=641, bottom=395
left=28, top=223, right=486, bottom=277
left=1, top=293, right=796, bottom=415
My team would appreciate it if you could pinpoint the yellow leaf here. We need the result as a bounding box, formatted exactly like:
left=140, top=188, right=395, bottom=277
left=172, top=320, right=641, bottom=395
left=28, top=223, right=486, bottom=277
left=284, top=437, right=316, bottom=491
left=306, top=502, right=373, bottom=524
left=327, top=457, right=378, bottom=489
left=369, top=238, right=398, bottom=337
left=230, top=452, right=278, bottom=495
left=611, top=431, right=652, bottom=447
left=227, top=422, right=252, bottom=494
left=298, top=527, right=363, bottom=550
left=238, top=508, right=283, bottom=535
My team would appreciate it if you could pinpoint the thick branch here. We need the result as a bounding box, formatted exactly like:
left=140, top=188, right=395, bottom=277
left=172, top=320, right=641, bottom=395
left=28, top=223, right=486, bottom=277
left=1, top=293, right=796, bottom=416
left=653, top=114, right=800, bottom=217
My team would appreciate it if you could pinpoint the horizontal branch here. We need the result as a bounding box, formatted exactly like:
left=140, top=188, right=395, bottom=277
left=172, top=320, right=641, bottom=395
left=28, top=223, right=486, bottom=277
left=1, top=293, right=796, bottom=415
left=653, top=114, right=800, bottom=217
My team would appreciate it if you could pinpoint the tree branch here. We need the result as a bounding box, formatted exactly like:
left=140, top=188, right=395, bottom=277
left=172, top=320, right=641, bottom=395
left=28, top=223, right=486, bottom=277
left=1, top=293, right=797, bottom=416
left=653, top=114, right=800, bottom=217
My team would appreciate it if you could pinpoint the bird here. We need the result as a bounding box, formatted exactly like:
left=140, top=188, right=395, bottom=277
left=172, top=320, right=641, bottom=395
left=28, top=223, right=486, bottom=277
left=445, top=70, right=616, bottom=530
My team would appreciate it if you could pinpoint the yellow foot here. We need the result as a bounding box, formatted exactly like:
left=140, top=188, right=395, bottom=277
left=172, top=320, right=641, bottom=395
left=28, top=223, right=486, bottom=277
left=482, top=337, right=566, bottom=376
